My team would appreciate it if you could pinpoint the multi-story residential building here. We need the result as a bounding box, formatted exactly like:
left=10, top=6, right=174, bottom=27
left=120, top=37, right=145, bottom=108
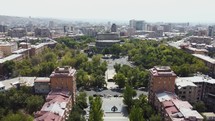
left=0, top=54, right=24, bottom=75
left=12, top=48, right=31, bottom=58
left=149, top=66, right=203, bottom=121
left=34, top=77, right=50, bottom=94
left=8, top=27, right=27, bottom=38
left=111, top=23, right=117, bottom=32
left=0, top=42, right=18, bottom=56
left=175, top=75, right=215, bottom=112
left=148, top=66, right=177, bottom=105
left=34, top=90, right=72, bottom=121
left=192, top=54, right=215, bottom=78
left=185, top=36, right=213, bottom=45
left=0, top=25, right=8, bottom=33
left=30, top=43, right=47, bottom=56
left=34, top=28, right=51, bottom=37
left=50, top=66, right=76, bottom=104
left=208, top=26, right=214, bottom=37
left=155, top=92, right=203, bottom=121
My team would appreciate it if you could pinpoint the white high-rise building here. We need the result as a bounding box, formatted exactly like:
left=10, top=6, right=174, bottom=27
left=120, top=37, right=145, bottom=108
left=129, top=19, right=146, bottom=31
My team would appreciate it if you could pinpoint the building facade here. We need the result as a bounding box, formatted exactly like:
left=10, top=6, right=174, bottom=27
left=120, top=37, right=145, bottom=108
left=148, top=66, right=177, bottom=105
left=50, top=66, right=76, bottom=104
left=34, top=77, right=50, bottom=94
left=176, top=75, right=215, bottom=112
left=8, top=27, right=27, bottom=38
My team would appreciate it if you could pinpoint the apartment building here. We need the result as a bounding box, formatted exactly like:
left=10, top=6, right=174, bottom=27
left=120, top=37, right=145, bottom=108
left=175, top=75, right=215, bottom=112
left=50, top=66, right=76, bottom=104
left=192, top=54, right=215, bottom=78
left=148, top=66, right=177, bottom=105
left=0, top=42, right=18, bottom=56
left=155, top=91, right=203, bottom=121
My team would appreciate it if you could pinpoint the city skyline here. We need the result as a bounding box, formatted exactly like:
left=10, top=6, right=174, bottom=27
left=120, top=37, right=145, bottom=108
left=0, top=0, right=215, bottom=23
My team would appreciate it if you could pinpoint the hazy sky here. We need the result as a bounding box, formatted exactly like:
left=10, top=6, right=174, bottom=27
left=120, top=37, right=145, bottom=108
left=0, top=0, right=215, bottom=23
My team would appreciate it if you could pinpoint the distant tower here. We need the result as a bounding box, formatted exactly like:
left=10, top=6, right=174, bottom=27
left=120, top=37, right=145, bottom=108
left=148, top=66, right=177, bottom=104
left=208, top=26, right=214, bottom=37
left=49, top=21, right=54, bottom=29
left=111, top=23, right=117, bottom=32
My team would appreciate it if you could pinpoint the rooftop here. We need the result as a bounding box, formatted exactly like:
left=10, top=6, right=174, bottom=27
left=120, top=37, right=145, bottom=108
left=156, top=91, right=178, bottom=102
left=175, top=79, right=197, bottom=89
left=150, top=66, right=176, bottom=76
left=12, top=48, right=30, bottom=54
left=34, top=77, right=50, bottom=83
left=50, top=66, right=76, bottom=77
left=156, top=92, right=203, bottom=120
left=175, top=75, right=215, bottom=86
left=1, top=77, right=36, bottom=90
left=35, top=90, right=71, bottom=121
left=0, top=54, right=22, bottom=63
left=34, top=112, right=62, bottom=121
left=193, top=54, right=215, bottom=64
left=96, top=40, right=121, bottom=43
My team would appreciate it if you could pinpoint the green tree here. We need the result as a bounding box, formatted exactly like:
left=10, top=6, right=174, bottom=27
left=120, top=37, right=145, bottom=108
left=193, top=101, right=206, bottom=112
left=89, top=97, right=103, bottom=121
left=114, top=63, right=121, bottom=73
left=2, top=61, right=15, bottom=77
left=129, top=106, right=145, bottom=121
left=25, top=95, right=44, bottom=114
left=149, top=114, right=162, bottom=121
left=114, top=73, right=126, bottom=88
left=123, top=85, right=137, bottom=111
left=1, top=112, right=33, bottom=121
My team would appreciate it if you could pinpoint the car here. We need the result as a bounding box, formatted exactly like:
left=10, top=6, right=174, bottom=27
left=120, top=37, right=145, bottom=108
left=138, top=87, right=146, bottom=91
left=114, top=94, right=118, bottom=97
left=93, top=94, right=98, bottom=97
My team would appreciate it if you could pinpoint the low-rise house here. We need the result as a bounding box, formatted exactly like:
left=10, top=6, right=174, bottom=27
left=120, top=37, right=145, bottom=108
left=202, top=112, right=215, bottom=121
left=34, top=77, right=50, bottom=94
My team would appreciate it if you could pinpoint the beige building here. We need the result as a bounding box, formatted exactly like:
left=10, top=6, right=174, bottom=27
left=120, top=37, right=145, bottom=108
left=0, top=42, right=18, bottom=56
left=202, top=112, right=215, bottom=121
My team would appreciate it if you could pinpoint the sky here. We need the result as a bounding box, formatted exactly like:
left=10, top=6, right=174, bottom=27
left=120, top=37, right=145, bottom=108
left=0, top=0, right=215, bottom=23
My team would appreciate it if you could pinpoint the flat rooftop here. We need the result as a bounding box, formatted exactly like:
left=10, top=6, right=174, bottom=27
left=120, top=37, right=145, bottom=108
left=193, top=54, right=215, bottom=64
left=1, top=77, right=36, bottom=90
left=96, top=40, right=121, bottom=43
left=150, top=66, right=176, bottom=76
left=176, top=75, right=215, bottom=86
left=0, top=54, right=22, bottom=63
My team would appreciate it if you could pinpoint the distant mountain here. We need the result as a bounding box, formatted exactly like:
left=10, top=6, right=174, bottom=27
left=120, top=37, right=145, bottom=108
left=0, top=15, right=69, bottom=27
